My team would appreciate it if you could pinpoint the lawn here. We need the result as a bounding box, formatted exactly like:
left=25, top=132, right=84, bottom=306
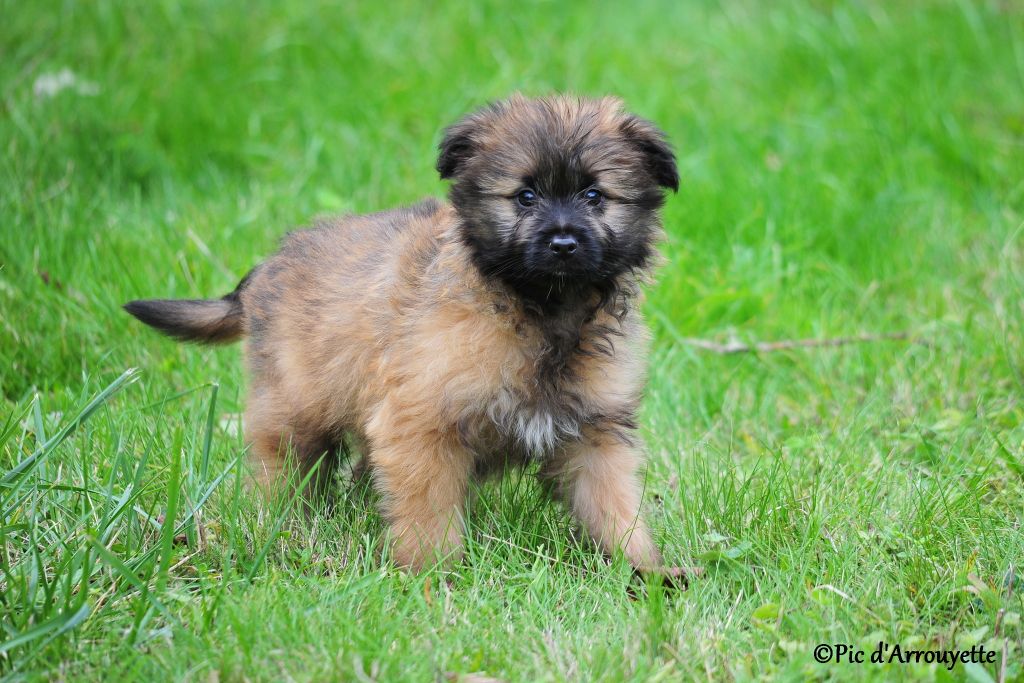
left=2, top=0, right=1023, bottom=680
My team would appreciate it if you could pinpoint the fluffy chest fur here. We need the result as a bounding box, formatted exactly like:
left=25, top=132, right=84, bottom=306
left=468, top=300, right=643, bottom=461
left=485, top=387, right=582, bottom=457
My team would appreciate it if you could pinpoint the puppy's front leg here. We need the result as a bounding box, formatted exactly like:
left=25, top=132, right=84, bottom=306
left=367, top=402, right=473, bottom=571
left=546, top=428, right=662, bottom=570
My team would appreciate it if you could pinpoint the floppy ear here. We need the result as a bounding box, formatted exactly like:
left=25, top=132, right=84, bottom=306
left=620, top=115, right=679, bottom=192
left=436, top=118, right=476, bottom=180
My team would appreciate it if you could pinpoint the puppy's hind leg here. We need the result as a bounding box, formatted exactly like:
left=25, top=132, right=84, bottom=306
left=244, top=394, right=340, bottom=510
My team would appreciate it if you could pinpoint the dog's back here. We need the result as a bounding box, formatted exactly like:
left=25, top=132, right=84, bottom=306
left=126, top=198, right=447, bottom=345
left=240, top=199, right=456, bottom=422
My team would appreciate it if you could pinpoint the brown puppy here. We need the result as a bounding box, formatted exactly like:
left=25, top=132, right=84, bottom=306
left=126, top=94, right=679, bottom=574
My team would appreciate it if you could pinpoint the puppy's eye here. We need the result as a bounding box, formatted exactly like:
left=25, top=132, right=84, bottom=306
left=516, top=189, right=537, bottom=207
left=584, top=188, right=603, bottom=206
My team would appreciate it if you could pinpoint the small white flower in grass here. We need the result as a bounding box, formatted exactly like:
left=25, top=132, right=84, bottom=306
left=32, top=68, right=100, bottom=99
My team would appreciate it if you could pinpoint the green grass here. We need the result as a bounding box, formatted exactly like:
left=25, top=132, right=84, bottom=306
left=2, top=0, right=1023, bottom=680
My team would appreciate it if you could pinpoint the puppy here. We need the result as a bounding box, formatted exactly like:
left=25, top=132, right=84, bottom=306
left=126, top=94, right=679, bottom=574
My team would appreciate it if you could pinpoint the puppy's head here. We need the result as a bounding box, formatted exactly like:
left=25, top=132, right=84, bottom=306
left=438, top=94, right=677, bottom=302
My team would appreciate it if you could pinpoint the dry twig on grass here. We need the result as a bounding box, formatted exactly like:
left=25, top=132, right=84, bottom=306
left=679, top=332, right=922, bottom=354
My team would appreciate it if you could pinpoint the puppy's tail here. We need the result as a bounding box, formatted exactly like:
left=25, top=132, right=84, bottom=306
left=123, top=270, right=253, bottom=344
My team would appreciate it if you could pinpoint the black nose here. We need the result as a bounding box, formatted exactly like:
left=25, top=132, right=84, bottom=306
left=548, top=234, right=578, bottom=259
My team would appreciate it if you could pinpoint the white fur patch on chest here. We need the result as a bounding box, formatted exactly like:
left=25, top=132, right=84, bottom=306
left=485, top=389, right=580, bottom=457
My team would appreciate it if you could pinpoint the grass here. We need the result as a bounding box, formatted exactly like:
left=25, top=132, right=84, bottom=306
left=2, top=0, right=1023, bottom=680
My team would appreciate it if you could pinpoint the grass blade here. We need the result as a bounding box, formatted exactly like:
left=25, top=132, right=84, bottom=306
left=2, top=369, right=139, bottom=488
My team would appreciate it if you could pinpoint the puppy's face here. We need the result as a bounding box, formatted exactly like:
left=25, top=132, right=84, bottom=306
left=438, top=95, right=678, bottom=301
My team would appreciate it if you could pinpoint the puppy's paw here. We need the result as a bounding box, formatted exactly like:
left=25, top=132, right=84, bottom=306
left=629, top=565, right=704, bottom=597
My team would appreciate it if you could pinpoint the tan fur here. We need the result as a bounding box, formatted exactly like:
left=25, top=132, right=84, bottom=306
left=238, top=203, right=659, bottom=568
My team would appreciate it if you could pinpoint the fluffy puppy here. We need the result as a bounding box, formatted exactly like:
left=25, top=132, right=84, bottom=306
left=126, top=94, right=679, bottom=574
